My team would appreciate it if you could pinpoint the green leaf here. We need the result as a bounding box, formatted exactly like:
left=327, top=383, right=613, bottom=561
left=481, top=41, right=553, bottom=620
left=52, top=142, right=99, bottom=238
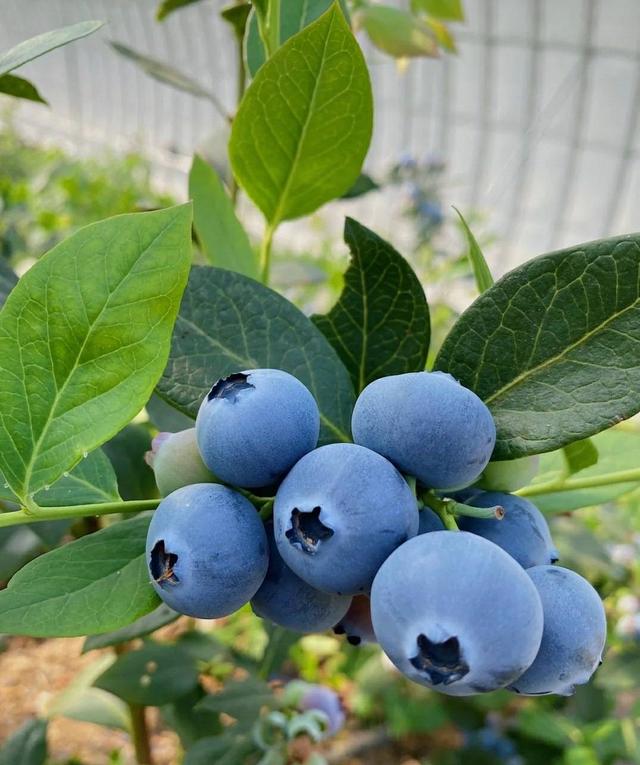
left=528, top=427, right=640, bottom=514
left=454, top=206, right=493, bottom=293
left=244, top=9, right=267, bottom=78
left=340, top=172, right=379, bottom=199
left=0, top=204, right=192, bottom=503
left=563, top=438, right=599, bottom=475
left=0, top=515, right=159, bottom=637
left=0, top=719, right=47, bottom=765
left=411, top=0, right=464, bottom=21
left=230, top=3, right=373, bottom=225
left=0, top=259, right=17, bottom=306
left=156, top=266, right=354, bottom=444
left=221, top=3, right=252, bottom=39
left=103, top=424, right=157, bottom=501
left=0, top=21, right=103, bottom=76
left=184, top=734, right=256, bottom=765
left=356, top=6, right=439, bottom=58
left=435, top=234, right=640, bottom=459
left=109, top=42, right=226, bottom=118
left=0, top=447, right=120, bottom=506
left=95, top=641, right=199, bottom=706
left=259, top=624, right=299, bottom=679
left=197, top=678, right=277, bottom=727
left=189, top=155, right=258, bottom=279
left=157, top=0, right=205, bottom=21
left=313, top=218, right=430, bottom=392
left=0, top=74, right=47, bottom=104
left=46, top=654, right=130, bottom=732
left=425, top=18, right=457, bottom=53
left=83, top=603, right=179, bottom=653
left=162, top=685, right=224, bottom=747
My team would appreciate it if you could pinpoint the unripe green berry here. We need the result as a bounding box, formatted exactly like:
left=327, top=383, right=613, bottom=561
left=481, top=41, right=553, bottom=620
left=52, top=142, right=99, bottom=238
left=477, top=455, right=539, bottom=492
left=145, top=428, right=216, bottom=496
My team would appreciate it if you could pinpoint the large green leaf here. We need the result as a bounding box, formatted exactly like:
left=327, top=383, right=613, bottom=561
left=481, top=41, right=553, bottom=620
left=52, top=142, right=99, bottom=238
left=95, top=641, right=199, bottom=706
left=0, top=21, right=103, bottom=76
left=525, top=427, right=640, bottom=514
left=103, top=424, right=157, bottom=501
left=230, top=3, right=372, bottom=225
left=189, top=155, right=258, bottom=278
left=156, top=266, right=354, bottom=443
left=0, top=515, right=159, bottom=637
left=0, top=205, right=192, bottom=503
left=436, top=234, right=640, bottom=459
left=313, top=218, right=430, bottom=392
left=0, top=74, right=46, bottom=104
left=0, top=719, right=47, bottom=765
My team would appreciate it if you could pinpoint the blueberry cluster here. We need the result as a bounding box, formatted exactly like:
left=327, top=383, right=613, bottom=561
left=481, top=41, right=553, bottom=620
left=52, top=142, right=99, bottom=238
left=145, top=368, right=606, bottom=697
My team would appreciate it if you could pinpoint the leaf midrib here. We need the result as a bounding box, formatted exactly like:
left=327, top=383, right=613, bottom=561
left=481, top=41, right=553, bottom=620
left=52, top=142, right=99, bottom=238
left=21, top=214, right=179, bottom=498
left=485, top=292, right=640, bottom=407
left=268, top=8, right=336, bottom=226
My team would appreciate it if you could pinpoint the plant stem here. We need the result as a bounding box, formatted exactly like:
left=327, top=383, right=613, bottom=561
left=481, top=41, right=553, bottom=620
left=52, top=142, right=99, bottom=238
left=259, top=223, right=276, bottom=284
left=518, top=466, right=640, bottom=498
left=230, top=15, right=247, bottom=207
left=129, top=703, right=154, bottom=765
left=0, top=498, right=160, bottom=529
left=266, top=0, right=280, bottom=56
left=420, top=493, right=459, bottom=530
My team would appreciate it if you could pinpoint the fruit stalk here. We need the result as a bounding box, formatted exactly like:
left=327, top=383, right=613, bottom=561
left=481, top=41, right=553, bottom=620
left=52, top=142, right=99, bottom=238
left=0, top=498, right=160, bottom=528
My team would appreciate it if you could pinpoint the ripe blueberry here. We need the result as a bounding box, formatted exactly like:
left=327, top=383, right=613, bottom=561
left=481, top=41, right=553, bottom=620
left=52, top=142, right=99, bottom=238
left=196, top=369, right=320, bottom=489
left=370, top=531, right=544, bottom=695
left=509, top=566, right=606, bottom=696
left=146, top=483, right=268, bottom=618
left=351, top=371, right=496, bottom=490
left=274, top=443, right=418, bottom=595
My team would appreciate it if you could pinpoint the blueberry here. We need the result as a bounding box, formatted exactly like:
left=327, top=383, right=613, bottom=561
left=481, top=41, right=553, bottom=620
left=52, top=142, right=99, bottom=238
left=251, top=523, right=351, bottom=633
left=458, top=491, right=558, bottom=568
left=370, top=531, right=544, bottom=695
left=145, top=428, right=216, bottom=497
left=417, top=507, right=445, bottom=534
left=509, top=566, right=606, bottom=696
left=333, top=595, right=377, bottom=645
left=196, top=369, right=320, bottom=489
left=478, top=456, right=540, bottom=492
left=351, top=372, right=496, bottom=490
left=146, top=483, right=268, bottom=618
left=274, top=443, right=418, bottom=595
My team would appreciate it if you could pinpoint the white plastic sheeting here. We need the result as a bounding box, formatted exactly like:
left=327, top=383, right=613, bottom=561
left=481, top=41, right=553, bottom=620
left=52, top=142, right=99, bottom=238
left=2, top=0, right=640, bottom=274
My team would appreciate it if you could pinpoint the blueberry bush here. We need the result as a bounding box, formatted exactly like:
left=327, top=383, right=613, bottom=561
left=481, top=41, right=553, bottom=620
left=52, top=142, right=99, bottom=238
left=1, top=2, right=640, bottom=764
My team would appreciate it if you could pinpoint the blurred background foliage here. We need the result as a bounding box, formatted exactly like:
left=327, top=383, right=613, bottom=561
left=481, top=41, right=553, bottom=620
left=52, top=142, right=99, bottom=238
left=0, top=109, right=639, bottom=765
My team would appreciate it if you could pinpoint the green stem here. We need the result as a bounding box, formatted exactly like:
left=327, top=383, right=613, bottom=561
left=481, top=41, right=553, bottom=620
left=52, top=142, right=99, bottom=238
left=0, top=498, right=159, bottom=529
left=230, top=18, right=247, bottom=207
left=259, top=223, right=276, bottom=284
left=420, top=493, right=458, bottom=530
left=518, top=466, right=640, bottom=498
left=129, top=703, right=154, bottom=765
left=266, top=0, right=280, bottom=56
left=259, top=499, right=274, bottom=521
